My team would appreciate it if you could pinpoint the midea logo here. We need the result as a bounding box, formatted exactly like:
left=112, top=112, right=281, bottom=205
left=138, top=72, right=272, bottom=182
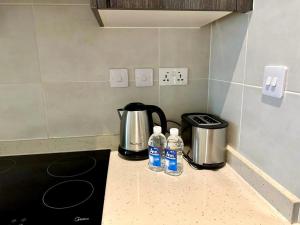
left=74, top=217, right=90, bottom=222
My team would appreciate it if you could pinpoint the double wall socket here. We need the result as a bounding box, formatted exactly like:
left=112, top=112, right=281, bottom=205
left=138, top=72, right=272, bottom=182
left=159, top=68, right=188, bottom=86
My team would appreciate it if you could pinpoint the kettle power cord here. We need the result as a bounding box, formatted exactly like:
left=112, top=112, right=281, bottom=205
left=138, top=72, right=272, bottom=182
left=154, top=120, right=181, bottom=134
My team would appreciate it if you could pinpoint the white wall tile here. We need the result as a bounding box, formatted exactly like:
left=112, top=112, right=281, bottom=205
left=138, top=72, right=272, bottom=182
left=245, top=0, right=300, bottom=92
left=0, top=6, right=40, bottom=83
left=0, top=84, right=47, bottom=140
left=45, top=82, right=159, bottom=137
left=210, top=13, right=248, bottom=83
left=34, top=5, right=159, bottom=82
left=208, top=80, right=243, bottom=149
left=210, top=0, right=300, bottom=201
left=160, top=80, right=208, bottom=122
left=240, top=87, right=300, bottom=198
left=0, top=4, right=209, bottom=151
left=160, top=27, right=210, bottom=79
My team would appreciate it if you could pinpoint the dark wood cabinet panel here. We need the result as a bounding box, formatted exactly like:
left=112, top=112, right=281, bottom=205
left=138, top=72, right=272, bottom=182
left=236, top=0, right=253, bottom=12
left=96, top=0, right=109, bottom=8
left=96, top=0, right=252, bottom=12
left=97, top=0, right=241, bottom=11
left=159, top=0, right=237, bottom=11
left=90, top=0, right=104, bottom=26
left=93, top=0, right=253, bottom=27
left=110, top=0, right=160, bottom=9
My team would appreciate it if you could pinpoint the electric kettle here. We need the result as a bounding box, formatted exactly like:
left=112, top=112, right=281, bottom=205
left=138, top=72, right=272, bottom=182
left=117, top=102, right=167, bottom=160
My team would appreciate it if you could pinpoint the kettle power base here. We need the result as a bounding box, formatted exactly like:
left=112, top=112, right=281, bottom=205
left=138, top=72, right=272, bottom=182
left=118, top=146, right=148, bottom=161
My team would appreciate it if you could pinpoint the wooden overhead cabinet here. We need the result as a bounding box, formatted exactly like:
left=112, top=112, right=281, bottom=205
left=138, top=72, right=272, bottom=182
left=91, top=0, right=253, bottom=27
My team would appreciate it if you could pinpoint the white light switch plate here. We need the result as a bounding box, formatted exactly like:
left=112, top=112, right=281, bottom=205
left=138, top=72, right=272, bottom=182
left=110, top=69, right=128, bottom=88
left=159, top=68, right=188, bottom=86
left=135, top=68, right=153, bottom=87
left=262, top=66, right=288, bottom=98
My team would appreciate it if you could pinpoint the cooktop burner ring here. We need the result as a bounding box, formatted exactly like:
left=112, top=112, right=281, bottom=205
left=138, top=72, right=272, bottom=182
left=47, top=155, right=97, bottom=178
left=42, top=180, right=94, bottom=210
left=0, top=159, right=16, bottom=174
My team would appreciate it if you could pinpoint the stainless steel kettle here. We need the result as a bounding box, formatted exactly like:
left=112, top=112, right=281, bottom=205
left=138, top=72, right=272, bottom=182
left=117, top=102, right=167, bottom=160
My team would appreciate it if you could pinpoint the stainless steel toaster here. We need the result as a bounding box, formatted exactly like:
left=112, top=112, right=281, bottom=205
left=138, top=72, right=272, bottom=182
left=181, top=113, right=228, bottom=169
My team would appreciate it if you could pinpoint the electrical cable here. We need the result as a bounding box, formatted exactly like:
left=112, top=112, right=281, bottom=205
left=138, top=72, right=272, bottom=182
left=183, top=150, right=204, bottom=170
left=166, top=120, right=181, bottom=127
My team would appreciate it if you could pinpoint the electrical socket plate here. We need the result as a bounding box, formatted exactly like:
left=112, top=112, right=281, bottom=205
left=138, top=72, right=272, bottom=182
left=159, top=68, right=188, bottom=86
left=135, top=68, right=153, bottom=87
left=109, top=69, right=128, bottom=88
left=262, top=65, right=288, bottom=98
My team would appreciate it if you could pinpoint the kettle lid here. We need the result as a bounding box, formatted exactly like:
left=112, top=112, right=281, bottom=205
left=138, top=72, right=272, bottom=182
left=124, top=102, right=147, bottom=111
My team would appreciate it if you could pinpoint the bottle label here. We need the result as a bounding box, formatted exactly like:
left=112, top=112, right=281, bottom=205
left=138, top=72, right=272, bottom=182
left=165, top=149, right=177, bottom=171
left=149, top=146, right=161, bottom=167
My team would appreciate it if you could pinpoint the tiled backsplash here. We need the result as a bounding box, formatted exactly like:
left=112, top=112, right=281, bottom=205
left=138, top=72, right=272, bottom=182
left=2, top=0, right=299, bottom=210
left=208, top=0, right=300, bottom=198
left=0, top=1, right=209, bottom=141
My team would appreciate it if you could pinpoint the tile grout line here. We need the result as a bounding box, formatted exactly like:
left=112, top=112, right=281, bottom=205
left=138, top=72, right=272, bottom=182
left=209, top=78, right=244, bottom=86
left=209, top=78, right=262, bottom=89
left=158, top=28, right=161, bottom=107
left=207, top=23, right=213, bottom=113
left=285, top=91, right=300, bottom=97
left=0, top=78, right=208, bottom=85
left=31, top=4, right=51, bottom=143
left=237, top=13, right=250, bottom=151
left=244, top=83, right=261, bottom=89
left=209, top=78, right=300, bottom=96
left=0, top=134, right=120, bottom=143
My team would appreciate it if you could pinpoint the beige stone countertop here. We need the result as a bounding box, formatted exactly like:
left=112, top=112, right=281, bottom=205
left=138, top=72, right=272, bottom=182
left=102, top=151, right=290, bottom=225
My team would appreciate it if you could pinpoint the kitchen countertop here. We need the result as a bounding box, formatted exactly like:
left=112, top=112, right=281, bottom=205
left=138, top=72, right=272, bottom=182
left=102, top=151, right=290, bottom=225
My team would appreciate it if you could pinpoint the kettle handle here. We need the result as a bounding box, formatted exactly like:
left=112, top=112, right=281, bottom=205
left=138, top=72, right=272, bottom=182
left=117, top=108, right=124, bottom=119
left=147, top=105, right=167, bottom=134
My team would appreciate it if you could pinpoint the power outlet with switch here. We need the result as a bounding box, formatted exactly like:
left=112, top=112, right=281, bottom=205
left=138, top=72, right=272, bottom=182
left=159, top=68, right=188, bottom=86
left=262, top=65, right=288, bottom=98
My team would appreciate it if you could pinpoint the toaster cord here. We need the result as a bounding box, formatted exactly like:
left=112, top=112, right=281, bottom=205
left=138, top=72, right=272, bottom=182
left=154, top=120, right=182, bottom=134
left=183, top=152, right=225, bottom=171
left=183, top=151, right=204, bottom=170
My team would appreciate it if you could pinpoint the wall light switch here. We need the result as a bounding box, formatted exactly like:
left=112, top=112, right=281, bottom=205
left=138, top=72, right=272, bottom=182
left=110, top=69, right=128, bottom=87
left=266, top=76, right=272, bottom=86
left=262, top=66, right=288, bottom=98
left=135, top=68, right=153, bottom=87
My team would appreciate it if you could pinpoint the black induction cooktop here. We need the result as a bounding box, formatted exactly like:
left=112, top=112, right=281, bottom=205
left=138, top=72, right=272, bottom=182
left=0, top=150, right=110, bottom=225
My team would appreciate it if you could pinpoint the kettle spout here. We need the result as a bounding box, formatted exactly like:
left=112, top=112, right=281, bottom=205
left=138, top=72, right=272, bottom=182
left=117, top=109, right=124, bottom=119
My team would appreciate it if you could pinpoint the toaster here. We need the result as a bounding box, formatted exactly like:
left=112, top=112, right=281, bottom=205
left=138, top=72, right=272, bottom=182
left=181, top=113, right=228, bottom=169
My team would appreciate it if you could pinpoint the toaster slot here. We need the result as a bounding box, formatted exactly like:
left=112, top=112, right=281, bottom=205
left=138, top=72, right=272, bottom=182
left=189, top=115, right=221, bottom=126
left=192, top=116, right=207, bottom=124
left=202, top=116, right=220, bottom=125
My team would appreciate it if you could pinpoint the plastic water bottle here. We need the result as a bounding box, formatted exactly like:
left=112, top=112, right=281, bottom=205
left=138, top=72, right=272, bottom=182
left=165, top=128, right=184, bottom=176
left=148, top=126, right=167, bottom=172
